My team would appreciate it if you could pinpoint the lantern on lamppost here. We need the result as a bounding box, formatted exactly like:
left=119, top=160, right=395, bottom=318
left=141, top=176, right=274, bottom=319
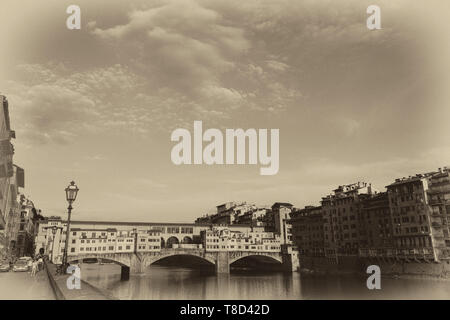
left=66, top=181, right=79, bottom=204
left=62, top=181, right=79, bottom=270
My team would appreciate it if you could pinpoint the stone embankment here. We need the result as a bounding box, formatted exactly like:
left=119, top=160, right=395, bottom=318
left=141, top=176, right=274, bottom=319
left=44, top=261, right=117, bottom=300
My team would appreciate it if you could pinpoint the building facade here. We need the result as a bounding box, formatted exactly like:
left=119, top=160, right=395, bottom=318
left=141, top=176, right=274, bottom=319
left=271, top=202, right=293, bottom=245
left=386, top=169, right=450, bottom=262
left=0, top=95, right=25, bottom=259
left=291, top=206, right=324, bottom=257
left=15, top=195, right=39, bottom=257
left=358, top=192, right=394, bottom=257
left=34, top=218, right=268, bottom=264
left=195, top=202, right=262, bottom=225
left=386, top=174, right=438, bottom=261
left=201, top=226, right=281, bottom=253
left=290, top=168, right=450, bottom=264
left=0, top=95, right=14, bottom=244
left=321, top=182, right=375, bottom=260
left=427, top=167, right=450, bottom=261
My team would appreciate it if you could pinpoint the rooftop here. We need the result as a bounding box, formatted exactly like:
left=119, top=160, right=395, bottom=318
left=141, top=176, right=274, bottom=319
left=271, top=202, right=293, bottom=209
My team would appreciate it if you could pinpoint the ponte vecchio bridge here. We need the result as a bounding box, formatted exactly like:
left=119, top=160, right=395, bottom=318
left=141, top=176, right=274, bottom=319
left=68, top=248, right=297, bottom=280
left=36, top=219, right=299, bottom=280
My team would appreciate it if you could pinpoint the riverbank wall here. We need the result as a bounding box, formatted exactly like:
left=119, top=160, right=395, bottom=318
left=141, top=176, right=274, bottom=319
left=300, top=256, right=450, bottom=279
left=44, top=261, right=117, bottom=300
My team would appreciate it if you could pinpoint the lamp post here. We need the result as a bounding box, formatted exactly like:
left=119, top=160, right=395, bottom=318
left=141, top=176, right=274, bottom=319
left=43, top=225, right=62, bottom=263
left=62, top=181, right=79, bottom=271
left=51, top=227, right=57, bottom=262
left=49, top=226, right=64, bottom=263
left=133, top=228, right=137, bottom=253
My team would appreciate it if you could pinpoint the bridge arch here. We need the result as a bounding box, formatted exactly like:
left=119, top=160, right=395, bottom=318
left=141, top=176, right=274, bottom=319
left=67, top=254, right=131, bottom=268
left=143, top=251, right=216, bottom=269
left=229, top=252, right=283, bottom=265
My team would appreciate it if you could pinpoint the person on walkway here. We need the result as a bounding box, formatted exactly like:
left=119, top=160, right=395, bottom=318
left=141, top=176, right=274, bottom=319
left=31, top=260, right=38, bottom=277
left=37, top=257, right=43, bottom=272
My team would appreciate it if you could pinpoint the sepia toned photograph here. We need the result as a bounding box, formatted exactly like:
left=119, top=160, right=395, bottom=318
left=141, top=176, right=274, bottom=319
left=1, top=0, right=450, bottom=308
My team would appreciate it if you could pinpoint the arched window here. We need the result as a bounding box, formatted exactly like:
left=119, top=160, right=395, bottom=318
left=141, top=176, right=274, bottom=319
left=166, top=236, right=179, bottom=248
left=182, top=236, right=192, bottom=244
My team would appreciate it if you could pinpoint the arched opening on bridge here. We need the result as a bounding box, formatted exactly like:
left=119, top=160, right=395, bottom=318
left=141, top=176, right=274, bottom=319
left=68, top=258, right=130, bottom=281
left=230, top=255, right=283, bottom=273
left=166, top=236, right=179, bottom=248
left=68, top=257, right=127, bottom=267
left=150, top=255, right=215, bottom=272
left=182, top=236, right=193, bottom=244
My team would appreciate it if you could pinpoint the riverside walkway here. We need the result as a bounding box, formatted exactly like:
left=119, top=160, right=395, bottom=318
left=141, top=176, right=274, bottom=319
left=45, top=262, right=117, bottom=300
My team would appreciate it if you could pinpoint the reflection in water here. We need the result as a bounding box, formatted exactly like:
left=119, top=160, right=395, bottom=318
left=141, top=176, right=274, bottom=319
left=81, top=264, right=450, bottom=300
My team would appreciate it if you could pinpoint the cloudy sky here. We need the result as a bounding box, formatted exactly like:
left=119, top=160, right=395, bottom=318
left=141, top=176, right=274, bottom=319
left=0, top=0, right=449, bottom=222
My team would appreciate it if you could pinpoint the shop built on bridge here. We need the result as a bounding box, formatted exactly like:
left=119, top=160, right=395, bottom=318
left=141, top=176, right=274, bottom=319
left=35, top=217, right=299, bottom=279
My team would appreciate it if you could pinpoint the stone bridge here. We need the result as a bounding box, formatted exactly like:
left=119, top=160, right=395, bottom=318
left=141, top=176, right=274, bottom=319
left=68, top=248, right=298, bottom=280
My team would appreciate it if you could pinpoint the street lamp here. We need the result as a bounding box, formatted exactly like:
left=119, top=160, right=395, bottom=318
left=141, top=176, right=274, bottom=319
left=133, top=228, right=138, bottom=253
left=43, top=225, right=62, bottom=263
left=62, top=181, right=79, bottom=270
left=51, top=227, right=57, bottom=262
left=49, top=226, right=65, bottom=263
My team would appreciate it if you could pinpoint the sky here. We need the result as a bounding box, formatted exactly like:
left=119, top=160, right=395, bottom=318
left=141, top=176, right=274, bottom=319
left=0, top=0, right=449, bottom=222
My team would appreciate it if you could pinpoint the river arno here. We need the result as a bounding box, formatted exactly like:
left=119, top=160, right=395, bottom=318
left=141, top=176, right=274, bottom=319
left=80, top=264, right=450, bottom=300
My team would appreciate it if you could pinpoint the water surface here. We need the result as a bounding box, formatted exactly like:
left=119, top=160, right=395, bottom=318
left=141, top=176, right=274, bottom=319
left=81, top=264, right=450, bottom=300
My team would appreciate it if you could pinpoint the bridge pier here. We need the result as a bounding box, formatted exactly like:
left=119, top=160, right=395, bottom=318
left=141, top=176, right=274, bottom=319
left=121, top=256, right=146, bottom=280
left=120, top=266, right=130, bottom=281
left=281, top=246, right=300, bottom=272
left=216, top=252, right=230, bottom=274
left=121, top=264, right=146, bottom=280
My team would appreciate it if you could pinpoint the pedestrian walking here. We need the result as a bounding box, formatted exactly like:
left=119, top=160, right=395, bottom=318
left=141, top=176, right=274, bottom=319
left=38, top=257, right=43, bottom=272
left=31, top=260, right=38, bottom=277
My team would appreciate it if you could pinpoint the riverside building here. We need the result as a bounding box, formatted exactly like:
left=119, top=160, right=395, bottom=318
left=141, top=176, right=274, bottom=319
left=321, top=182, right=375, bottom=261
left=290, top=206, right=324, bottom=257
left=358, top=192, right=395, bottom=258
left=387, top=173, right=438, bottom=261
left=0, top=95, right=25, bottom=258
left=201, top=226, right=281, bottom=253
left=387, top=168, right=450, bottom=262
left=290, top=167, right=450, bottom=269
left=427, top=167, right=450, bottom=261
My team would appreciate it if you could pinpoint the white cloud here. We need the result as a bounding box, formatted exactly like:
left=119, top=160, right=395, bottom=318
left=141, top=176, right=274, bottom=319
left=91, top=0, right=249, bottom=95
